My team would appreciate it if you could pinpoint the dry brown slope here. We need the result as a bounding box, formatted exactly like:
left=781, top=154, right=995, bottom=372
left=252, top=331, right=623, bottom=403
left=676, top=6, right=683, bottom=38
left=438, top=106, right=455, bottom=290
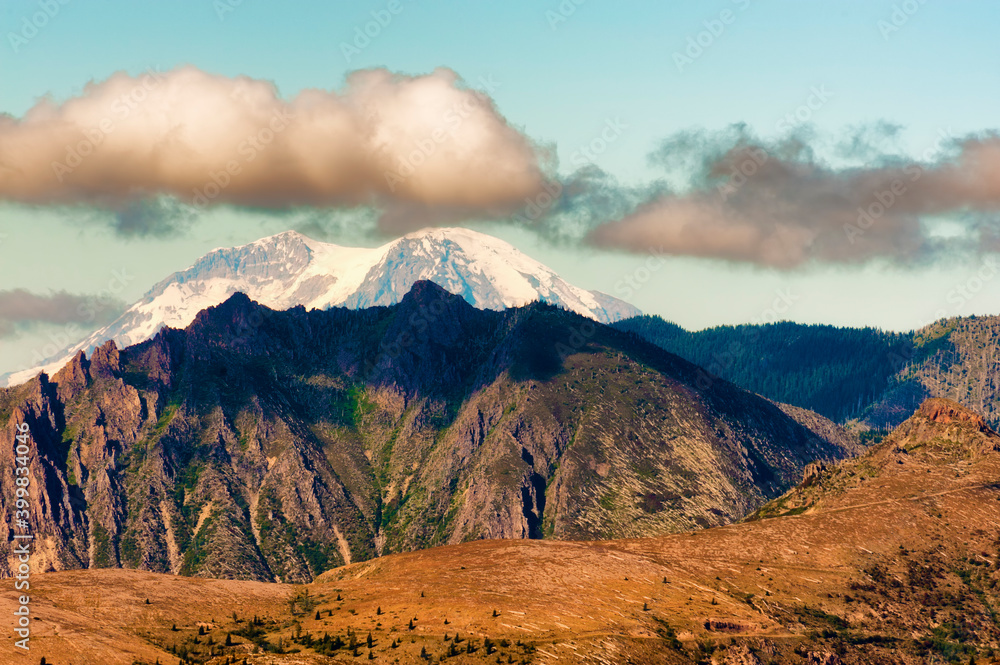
left=4, top=398, right=1000, bottom=664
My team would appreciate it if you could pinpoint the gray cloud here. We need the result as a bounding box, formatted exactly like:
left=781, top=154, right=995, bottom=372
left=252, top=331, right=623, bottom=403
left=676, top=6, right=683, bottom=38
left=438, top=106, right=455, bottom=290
left=833, top=120, right=904, bottom=162
left=0, top=290, right=125, bottom=338
left=108, top=198, right=193, bottom=238
left=509, top=165, right=670, bottom=245
left=587, top=125, right=1000, bottom=268
left=8, top=65, right=1000, bottom=272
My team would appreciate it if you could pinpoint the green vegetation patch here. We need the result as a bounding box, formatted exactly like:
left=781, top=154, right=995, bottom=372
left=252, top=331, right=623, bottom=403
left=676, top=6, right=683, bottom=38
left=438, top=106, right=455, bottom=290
left=91, top=522, right=116, bottom=568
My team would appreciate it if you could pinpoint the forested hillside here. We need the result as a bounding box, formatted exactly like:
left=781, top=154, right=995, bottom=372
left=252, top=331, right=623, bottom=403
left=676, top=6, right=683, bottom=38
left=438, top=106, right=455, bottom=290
left=616, top=315, right=1000, bottom=432
left=614, top=317, right=914, bottom=423
left=860, top=315, right=1000, bottom=429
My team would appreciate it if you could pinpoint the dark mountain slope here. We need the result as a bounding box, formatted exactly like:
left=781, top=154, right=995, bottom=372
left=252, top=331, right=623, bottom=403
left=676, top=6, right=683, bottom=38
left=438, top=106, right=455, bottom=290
left=613, top=316, right=913, bottom=423
left=615, top=314, right=1000, bottom=438
left=0, top=282, right=858, bottom=582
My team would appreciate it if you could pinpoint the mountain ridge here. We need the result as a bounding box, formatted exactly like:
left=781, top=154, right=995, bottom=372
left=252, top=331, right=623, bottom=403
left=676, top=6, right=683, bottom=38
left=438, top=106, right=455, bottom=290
left=5, top=227, right=640, bottom=387
left=0, top=282, right=856, bottom=584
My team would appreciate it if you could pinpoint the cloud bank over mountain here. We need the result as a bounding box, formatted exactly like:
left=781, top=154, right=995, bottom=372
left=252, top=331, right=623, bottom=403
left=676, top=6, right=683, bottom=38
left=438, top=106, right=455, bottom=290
left=586, top=126, right=1000, bottom=268
left=0, top=66, right=549, bottom=230
left=0, top=289, right=124, bottom=339
left=4, top=66, right=1000, bottom=269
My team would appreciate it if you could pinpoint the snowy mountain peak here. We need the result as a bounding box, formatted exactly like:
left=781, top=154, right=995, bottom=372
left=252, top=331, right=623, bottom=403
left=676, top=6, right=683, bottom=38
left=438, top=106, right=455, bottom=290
left=4, top=227, right=640, bottom=386
left=253, top=229, right=313, bottom=247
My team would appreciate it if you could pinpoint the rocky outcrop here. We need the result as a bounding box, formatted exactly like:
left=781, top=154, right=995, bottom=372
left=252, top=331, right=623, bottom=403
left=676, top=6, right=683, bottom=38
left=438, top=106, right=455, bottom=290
left=725, top=643, right=763, bottom=665
left=888, top=397, right=1000, bottom=456
left=920, top=397, right=993, bottom=430
left=801, top=461, right=826, bottom=487
left=0, top=283, right=860, bottom=582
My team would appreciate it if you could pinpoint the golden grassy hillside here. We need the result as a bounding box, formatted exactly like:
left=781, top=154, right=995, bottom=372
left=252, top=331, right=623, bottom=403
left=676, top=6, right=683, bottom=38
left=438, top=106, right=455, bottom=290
left=5, top=399, right=1000, bottom=664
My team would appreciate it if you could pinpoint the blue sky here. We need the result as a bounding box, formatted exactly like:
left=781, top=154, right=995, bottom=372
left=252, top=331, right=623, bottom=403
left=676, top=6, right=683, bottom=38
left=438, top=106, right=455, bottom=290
left=1, top=0, right=999, bottom=375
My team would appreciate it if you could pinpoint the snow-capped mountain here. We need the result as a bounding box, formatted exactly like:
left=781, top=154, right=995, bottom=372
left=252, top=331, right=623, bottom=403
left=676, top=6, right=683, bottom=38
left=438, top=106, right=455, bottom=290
left=5, top=227, right=640, bottom=386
